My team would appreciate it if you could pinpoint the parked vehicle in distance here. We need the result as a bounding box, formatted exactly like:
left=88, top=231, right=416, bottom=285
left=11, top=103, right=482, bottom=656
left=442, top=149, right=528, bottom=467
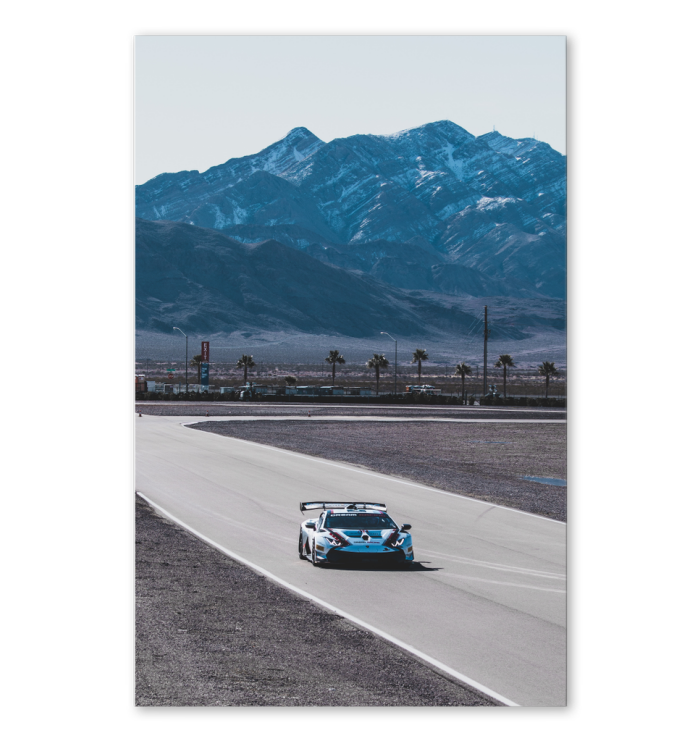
left=405, top=384, right=441, bottom=395
left=298, top=501, right=414, bottom=567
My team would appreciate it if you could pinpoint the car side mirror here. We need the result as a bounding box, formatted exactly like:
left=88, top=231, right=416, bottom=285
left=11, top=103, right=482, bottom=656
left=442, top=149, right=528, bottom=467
left=310, top=523, right=317, bottom=531
left=401, top=524, right=412, bottom=531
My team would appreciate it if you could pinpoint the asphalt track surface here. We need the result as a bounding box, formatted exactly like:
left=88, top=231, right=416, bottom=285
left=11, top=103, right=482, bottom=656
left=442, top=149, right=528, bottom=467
left=135, top=414, right=566, bottom=707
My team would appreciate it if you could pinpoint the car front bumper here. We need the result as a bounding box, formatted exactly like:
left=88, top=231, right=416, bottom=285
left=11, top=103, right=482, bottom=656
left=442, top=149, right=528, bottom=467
left=321, top=545, right=413, bottom=565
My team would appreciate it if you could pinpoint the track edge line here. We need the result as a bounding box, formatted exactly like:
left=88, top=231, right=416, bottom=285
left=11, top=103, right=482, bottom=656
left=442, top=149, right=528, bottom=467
left=136, top=490, right=519, bottom=707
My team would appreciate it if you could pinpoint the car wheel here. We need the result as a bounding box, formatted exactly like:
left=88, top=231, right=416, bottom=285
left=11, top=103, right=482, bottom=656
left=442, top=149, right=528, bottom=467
left=298, top=532, right=307, bottom=560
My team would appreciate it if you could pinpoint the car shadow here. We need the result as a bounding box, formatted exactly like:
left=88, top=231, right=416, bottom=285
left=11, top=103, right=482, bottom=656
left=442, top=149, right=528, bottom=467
left=322, top=560, right=442, bottom=573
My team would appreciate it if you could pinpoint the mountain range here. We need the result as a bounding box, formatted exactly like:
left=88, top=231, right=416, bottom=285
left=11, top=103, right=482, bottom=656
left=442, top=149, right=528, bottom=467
left=136, top=218, right=541, bottom=339
left=136, top=120, right=566, bottom=341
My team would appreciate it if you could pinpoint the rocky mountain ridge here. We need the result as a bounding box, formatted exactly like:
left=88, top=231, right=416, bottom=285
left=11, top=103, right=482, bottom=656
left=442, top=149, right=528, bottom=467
left=136, top=120, right=566, bottom=300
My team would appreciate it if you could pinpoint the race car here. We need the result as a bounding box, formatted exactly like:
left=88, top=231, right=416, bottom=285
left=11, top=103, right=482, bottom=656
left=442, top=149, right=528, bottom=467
left=298, top=501, right=414, bottom=567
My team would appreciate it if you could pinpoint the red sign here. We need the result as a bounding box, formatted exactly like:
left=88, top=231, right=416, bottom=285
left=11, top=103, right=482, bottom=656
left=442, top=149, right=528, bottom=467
left=168, top=373, right=174, bottom=379
left=201, top=341, right=210, bottom=362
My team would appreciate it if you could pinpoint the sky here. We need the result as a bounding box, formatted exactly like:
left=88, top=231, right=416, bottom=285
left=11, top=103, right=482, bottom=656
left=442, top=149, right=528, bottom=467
left=135, top=35, right=565, bottom=185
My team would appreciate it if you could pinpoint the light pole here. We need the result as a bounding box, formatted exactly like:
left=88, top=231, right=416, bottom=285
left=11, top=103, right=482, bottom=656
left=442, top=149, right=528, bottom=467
left=173, top=327, right=188, bottom=394
left=380, top=331, right=397, bottom=395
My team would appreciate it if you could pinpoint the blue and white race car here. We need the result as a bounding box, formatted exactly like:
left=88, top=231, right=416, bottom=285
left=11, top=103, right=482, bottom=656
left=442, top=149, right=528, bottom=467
left=298, top=501, right=414, bottom=567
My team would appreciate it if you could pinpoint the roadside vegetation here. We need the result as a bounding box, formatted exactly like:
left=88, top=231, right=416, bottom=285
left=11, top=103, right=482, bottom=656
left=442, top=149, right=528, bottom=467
left=366, top=353, right=390, bottom=394
left=494, top=354, right=515, bottom=397
left=136, top=350, right=566, bottom=399
left=236, top=354, right=256, bottom=383
left=538, top=361, right=559, bottom=398
left=411, top=348, right=428, bottom=383
left=325, top=350, right=345, bottom=385
left=190, top=354, right=203, bottom=384
left=454, top=362, right=472, bottom=401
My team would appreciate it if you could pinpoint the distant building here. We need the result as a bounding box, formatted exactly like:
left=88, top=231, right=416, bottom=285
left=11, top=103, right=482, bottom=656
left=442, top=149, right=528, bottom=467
left=294, top=386, right=321, bottom=396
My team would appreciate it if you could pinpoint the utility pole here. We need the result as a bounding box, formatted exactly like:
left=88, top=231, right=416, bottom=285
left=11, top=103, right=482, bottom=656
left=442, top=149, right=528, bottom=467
left=173, top=327, right=188, bottom=394
left=483, top=306, right=488, bottom=395
left=380, top=332, right=398, bottom=395
left=394, top=344, right=397, bottom=394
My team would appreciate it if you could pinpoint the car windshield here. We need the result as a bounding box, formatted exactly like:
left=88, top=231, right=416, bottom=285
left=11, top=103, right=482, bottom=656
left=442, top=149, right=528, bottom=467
left=326, top=513, right=395, bottom=530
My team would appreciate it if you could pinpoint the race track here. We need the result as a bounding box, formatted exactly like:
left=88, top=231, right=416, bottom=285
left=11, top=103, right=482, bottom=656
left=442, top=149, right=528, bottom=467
left=135, top=414, right=566, bottom=707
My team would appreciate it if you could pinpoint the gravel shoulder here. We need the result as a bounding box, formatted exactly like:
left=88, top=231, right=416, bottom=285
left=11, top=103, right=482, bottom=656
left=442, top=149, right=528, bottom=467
left=135, top=495, right=497, bottom=707
left=192, top=420, right=567, bottom=522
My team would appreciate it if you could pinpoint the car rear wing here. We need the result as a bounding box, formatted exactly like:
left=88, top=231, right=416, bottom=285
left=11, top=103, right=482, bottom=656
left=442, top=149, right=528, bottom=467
left=299, top=501, right=387, bottom=512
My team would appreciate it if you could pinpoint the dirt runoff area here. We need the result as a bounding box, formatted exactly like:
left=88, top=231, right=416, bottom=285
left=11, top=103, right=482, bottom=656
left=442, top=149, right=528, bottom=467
left=135, top=496, right=497, bottom=707
left=192, top=420, right=567, bottom=522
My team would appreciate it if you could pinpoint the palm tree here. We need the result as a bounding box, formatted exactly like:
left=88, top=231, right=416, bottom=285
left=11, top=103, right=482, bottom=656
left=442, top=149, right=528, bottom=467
left=366, top=353, right=389, bottom=394
left=236, top=354, right=256, bottom=383
left=538, top=361, right=559, bottom=398
left=325, top=350, right=345, bottom=386
left=494, top=354, right=515, bottom=397
left=190, top=354, right=203, bottom=384
left=454, top=362, right=472, bottom=401
left=412, top=349, right=429, bottom=383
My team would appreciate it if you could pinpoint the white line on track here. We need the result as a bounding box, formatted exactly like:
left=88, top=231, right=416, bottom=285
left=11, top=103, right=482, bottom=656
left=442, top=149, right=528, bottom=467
left=136, top=491, right=519, bottom=707
left=419, top=550, right=566, bottom=579
left=437, top=573, right=566, bottom=594
left=181, top=420, right=566, bottom=525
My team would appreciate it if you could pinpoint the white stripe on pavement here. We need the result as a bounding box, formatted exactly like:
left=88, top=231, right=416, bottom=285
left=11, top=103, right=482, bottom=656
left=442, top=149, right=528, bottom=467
left=137, top=491, right=519, bottom=707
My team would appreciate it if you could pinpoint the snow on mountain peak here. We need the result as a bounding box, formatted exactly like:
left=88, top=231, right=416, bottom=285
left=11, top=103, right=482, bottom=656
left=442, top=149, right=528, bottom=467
left=477, top=196, right=518, bottom=210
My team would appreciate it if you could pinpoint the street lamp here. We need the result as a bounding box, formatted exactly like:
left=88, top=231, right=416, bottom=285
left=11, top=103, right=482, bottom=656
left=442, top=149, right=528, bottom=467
left=380, top=331, right=397, bottom=395
left=173, top=327, right=188, bottom=394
